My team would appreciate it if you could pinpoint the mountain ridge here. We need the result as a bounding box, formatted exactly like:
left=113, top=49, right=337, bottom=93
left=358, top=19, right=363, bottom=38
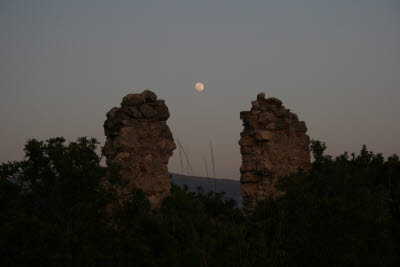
left=170, top=173, right=242, bottom=207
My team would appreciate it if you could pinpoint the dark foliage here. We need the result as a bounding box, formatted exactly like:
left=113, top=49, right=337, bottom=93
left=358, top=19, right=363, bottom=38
left=0, top=137, right=399, bottom=266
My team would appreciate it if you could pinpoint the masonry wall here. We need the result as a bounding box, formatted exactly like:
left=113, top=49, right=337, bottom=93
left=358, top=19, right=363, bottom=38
left=103, top=90, right=176, bottom=208
left=239, top=93, right=311, bottom=210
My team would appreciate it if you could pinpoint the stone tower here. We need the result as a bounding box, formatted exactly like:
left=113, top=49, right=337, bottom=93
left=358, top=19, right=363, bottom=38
left=239, top=93, right=311, bottom=210
left=103, top=90, right=176, bottom=208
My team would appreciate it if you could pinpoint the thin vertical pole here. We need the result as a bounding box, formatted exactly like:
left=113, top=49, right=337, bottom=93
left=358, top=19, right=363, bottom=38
left=177, top=138, right=193, bottom=174
left=178, top=138, right=183, bottom=175
left=203, top=157, right=210, bottom=190
left=210, top=140, right=216, bottom=191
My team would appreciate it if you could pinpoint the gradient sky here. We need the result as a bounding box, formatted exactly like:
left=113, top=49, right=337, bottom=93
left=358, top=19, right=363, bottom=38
left=1, top=0, right=399, bottom=179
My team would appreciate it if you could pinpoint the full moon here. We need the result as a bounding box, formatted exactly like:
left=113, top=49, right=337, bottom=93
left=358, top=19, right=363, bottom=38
left=195, top=82, right=205, bottom=92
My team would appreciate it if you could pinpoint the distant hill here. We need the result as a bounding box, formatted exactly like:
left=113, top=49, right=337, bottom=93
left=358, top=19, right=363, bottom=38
left=170, top=173, right=242, bottom=207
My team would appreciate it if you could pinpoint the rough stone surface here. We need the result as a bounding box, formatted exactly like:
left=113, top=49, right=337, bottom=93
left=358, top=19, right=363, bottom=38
left=239, top=93, right=311, bottom=211
left=104, top=90, right=176, bottom=208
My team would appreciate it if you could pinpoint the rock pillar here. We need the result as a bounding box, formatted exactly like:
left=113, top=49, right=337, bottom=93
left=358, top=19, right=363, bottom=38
left=239, top=93, right=311, bottom=210
left=104, top=90, right=176, bottom=208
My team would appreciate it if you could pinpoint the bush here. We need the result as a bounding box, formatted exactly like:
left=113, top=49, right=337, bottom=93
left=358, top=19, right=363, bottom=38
left=1, top=137, right=399, bottom=266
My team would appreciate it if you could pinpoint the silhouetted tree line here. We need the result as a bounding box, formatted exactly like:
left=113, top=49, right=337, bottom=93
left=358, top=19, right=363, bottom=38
left=1, top=137, right=399, bottom=266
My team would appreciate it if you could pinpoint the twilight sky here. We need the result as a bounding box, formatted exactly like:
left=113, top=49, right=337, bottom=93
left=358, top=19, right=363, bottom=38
left=1, top=0, right=399, bottom=179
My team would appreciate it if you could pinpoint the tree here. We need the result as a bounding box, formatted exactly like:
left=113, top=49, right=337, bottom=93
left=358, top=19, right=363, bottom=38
left=0, top=137, right=122, bottom=266
left=1, top=137, right=399, bottom=266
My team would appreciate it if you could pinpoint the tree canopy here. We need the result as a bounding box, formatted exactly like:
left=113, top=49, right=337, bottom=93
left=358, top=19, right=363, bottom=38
left=1, top=137, right=399, bottom=266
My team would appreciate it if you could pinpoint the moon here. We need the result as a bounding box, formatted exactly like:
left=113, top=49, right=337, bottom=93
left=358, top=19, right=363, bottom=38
left=195, top=82, right=205, bottom=92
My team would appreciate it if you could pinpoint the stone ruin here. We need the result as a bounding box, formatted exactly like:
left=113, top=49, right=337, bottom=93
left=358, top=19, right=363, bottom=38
left=103, top=90, right=176, bottom=208
left=239, top=93, right=311, bottom=210
left=103, top=89, right=310, bottom=210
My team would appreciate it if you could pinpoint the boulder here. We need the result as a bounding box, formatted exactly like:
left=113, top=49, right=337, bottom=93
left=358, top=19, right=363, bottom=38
left=255, top=130, right=274, bottom=141
left=121, top=94, right=145, bottom=107
left=142, top=90, right=157, bottom=102
left=140, top=104, right=158, bottom=118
